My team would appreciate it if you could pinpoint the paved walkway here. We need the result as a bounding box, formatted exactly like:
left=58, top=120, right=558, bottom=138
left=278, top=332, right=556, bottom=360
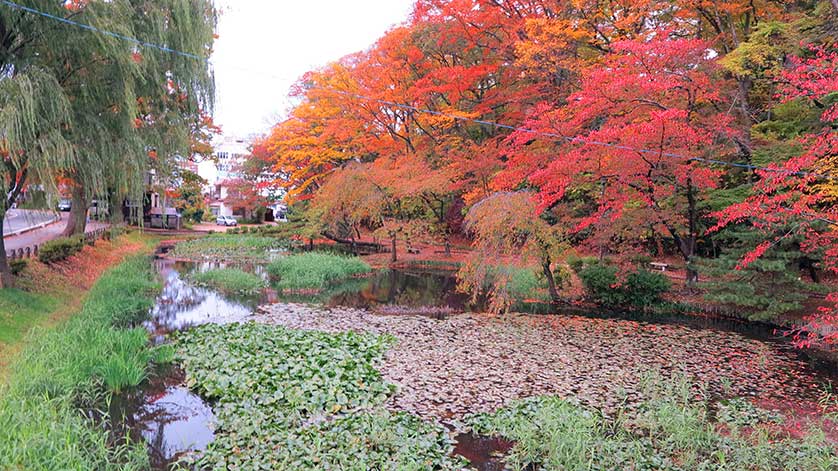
left=2, top=209, right=59, bottom=236
left=3, top=213, right=108, bottom=252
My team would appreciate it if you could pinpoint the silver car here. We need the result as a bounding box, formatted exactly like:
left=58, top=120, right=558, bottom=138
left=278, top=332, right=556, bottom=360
left=216, top=215, right=237, bottom=226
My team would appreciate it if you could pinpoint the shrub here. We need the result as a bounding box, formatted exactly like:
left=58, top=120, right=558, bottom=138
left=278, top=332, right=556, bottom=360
left=578, top=263, right=670, bottom=310
left=108, top=225, right=126, bottom=240
left=567, top=255, right=599, bottom=273
left=267, top=252, right=371, bottom=290
left=9, top=259, right=27, bottom=276
left=38, top=236, right=84, bottom=264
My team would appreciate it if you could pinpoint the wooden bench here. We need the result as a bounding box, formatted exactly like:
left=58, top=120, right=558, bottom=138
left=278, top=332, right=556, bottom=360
left=649, top=262, right=669, bottom=272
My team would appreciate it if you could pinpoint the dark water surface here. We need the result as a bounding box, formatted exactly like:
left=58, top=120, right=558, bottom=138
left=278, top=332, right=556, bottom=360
left=117, top=253, right=838, bottom=469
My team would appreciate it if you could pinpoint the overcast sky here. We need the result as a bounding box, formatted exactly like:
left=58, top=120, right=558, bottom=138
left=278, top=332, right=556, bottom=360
left=210, top=0, right=415, bottom=139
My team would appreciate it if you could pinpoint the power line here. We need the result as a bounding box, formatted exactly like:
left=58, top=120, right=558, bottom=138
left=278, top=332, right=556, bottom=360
left=3, top=0, right=835, bottom=182
left=0, top=0, right=203, bottom=60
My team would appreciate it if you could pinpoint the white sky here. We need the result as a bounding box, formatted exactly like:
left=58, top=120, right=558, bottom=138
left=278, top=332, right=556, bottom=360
left=211, top=0, right=415, bottom=139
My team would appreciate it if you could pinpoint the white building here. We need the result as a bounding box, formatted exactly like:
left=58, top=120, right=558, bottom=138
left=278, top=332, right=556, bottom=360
left=198, top=134, right=250, bottom=218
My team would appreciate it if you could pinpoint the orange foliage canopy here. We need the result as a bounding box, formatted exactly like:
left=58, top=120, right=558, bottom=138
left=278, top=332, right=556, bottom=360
left=254, top=0, right=837, bottom=340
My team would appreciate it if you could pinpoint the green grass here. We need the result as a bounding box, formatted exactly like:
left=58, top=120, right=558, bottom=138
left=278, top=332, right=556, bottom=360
left=0, top=255, right=164, bottom=470
left=267, top=252, right=372, bottom=290
left=0, top=289, right=59, bottom=345
left=467, top=376, right=838, bottom=471
left=172, top=234, right=288, bottom=261
left=174, top=322, right=463, bottom=470
left=189, top=268, right=266, bottom=295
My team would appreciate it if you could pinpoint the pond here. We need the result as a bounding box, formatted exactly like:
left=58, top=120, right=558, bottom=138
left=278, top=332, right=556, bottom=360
left=117, top=252, right=838, bottom=469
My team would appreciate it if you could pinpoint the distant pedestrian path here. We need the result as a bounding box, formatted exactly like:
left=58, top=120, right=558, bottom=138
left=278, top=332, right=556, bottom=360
left=4, top=213, right=108, bottom=252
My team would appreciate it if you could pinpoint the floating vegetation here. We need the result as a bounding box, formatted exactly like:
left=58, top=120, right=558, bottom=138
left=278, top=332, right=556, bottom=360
left=174, top=322, right=464, bottom=469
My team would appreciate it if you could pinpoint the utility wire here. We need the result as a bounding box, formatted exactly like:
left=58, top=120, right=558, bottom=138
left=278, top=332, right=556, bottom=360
left=0, top=0, right=203, bottom=59
left=3, top=0, right=836, bottom=182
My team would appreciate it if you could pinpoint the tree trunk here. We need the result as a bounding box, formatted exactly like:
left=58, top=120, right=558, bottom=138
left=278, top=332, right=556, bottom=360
left=542, top=259, right=560, bottom=304
left=0, top=216, right=13, bottom=288
left=62, top=186, right=88, bottom=237
left=390, top=233, right=397, bottom=263
left=683, top=178, right=699, bottom=288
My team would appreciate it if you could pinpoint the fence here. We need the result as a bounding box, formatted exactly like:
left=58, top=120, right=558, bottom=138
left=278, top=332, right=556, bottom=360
left=4, top=226, right=118, bottom=261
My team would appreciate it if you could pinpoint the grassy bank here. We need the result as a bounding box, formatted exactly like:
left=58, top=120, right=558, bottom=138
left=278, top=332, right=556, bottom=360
left=175, top=322, right=463, bottom=469
left=468, top=377, right=838, bottom=470
left=0, top=232, right=153, bottom=374
left=0, top=288, right=60, bottom=346
left=189, top=268, right=266, bottom=295
left=267, top=252, right=371, bottom=290
left=0, top=254, right=164, bottom=470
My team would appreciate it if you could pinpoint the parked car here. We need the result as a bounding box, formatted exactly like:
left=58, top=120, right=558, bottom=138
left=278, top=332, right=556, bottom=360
left=57, top=198, right=71, bottom=211
left=216, top=215, right=238, bottom=226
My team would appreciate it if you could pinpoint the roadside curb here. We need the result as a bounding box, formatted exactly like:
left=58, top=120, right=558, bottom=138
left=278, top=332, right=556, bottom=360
left=2, top=213, right=61, bottom=239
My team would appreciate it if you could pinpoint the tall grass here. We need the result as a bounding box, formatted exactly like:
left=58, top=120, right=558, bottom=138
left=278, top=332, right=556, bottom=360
left=0, top=255, right=162, bottom=470
left=267, top=252, right=372, bottom=290
left=189, top=268, right=266, bottom=295
left=173, top=234, right=286, bottom=260
left=468, top=375, right=838, bottom=470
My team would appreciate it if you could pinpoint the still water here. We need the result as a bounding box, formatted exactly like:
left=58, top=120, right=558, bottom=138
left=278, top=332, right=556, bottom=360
left=113, top=254, right=837, bottom=470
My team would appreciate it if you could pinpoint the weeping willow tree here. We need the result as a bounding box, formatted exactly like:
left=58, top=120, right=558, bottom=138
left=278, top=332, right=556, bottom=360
left=0, top=3, right=75, bottom=287
left=39, top=0, right=217, bottom=236
left=0, top=0, right=215, bottom=286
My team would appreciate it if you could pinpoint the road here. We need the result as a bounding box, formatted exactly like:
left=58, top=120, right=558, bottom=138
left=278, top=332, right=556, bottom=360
left=3, top=212, right=108, bottom=253
left=2, top=209, right=59, bottom=236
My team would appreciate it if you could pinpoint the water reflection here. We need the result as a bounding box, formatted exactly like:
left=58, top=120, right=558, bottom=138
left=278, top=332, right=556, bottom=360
left=112, top=367, right=215, bottom=469
left=279, top=268, right=476, bottom=311
left=453, top=433, right=514, bottom=471
left=116, top=257, right=265, bottom=469
left=145, top=258, right=259, bottom=342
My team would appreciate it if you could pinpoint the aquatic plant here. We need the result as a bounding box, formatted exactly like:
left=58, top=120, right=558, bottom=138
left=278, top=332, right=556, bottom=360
left=172, top=234, right=287, bottom=261
left=467, top=379, right=838, bottom=471
left=174, top=322, right=464, bottom=469
left=267, top=252, right=372, bottom=290
left=189, top=268, right=266, bottom=295
left=0, top=255, right=162, bottom=470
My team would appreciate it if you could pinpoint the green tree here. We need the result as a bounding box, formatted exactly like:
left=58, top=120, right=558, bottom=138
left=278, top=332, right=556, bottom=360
left=0, top=2, right=74, bottom=287
left=50, top=0, right=216, bottom=236
left=700, top=226, right=827, bottom=321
